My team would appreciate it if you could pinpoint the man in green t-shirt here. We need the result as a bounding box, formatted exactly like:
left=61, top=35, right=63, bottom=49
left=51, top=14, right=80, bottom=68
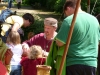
left=46, top=0, right=100, bottom=75
left=55, top=0, right=100, bottom=75
left=96, top=14, right=100, bottom=75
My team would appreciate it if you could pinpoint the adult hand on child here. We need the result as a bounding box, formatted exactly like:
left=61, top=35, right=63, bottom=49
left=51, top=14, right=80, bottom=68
left=5, top=49, right=13, bottom=65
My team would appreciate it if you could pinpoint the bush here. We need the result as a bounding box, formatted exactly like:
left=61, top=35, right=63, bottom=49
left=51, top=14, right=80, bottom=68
left=54, top=0, right=65, bottom=13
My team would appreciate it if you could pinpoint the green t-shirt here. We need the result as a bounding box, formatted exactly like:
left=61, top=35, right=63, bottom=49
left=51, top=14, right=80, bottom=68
left=56, top=12, right=100, bottom=67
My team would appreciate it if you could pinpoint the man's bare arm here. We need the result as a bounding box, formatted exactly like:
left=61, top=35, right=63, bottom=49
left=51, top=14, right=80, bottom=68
left=56, top=39, right=64, bottom=47
left=12, top=22, right=20, bottom=31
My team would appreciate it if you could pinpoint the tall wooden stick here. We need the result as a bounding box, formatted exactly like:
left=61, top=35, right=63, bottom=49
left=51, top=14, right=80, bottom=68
left=57, top=0, right=81, bottom=75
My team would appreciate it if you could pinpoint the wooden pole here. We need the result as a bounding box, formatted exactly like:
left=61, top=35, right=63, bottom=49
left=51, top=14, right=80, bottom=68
left=57, top=0, right=81, bottom=75
left=87, top=0, right=90, bottom=13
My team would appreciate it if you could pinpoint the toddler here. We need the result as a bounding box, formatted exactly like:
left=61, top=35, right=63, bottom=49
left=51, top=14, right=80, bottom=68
left=20, top=45, right=46, bottom=75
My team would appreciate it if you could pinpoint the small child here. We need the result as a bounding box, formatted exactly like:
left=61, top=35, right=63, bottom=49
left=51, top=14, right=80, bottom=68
left=20, top=45, right=46, bottom=75
left=6, top=31, right=23, bottom=75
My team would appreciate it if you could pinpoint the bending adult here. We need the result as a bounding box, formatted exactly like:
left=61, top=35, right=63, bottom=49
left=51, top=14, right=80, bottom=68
left=46, top=1, right=100, bottom=75
left=22, top=17, right=58, bottom=57
left=1, top=13, right=34, bottom=42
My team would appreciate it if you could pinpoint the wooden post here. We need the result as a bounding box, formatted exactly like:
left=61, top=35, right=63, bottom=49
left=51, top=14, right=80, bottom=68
left=87, top=0, right=90, bottom=13
left=57, top=0, right=81, bottom=75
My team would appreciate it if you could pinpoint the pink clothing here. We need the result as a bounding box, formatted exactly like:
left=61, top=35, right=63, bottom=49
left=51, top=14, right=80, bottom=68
left=23, top=33, right=52, bottom=52
left=20, top=57, right=46, bottom=75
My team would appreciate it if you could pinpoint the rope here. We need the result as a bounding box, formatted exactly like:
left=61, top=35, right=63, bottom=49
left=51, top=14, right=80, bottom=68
left=91, top=0, right=98, bottom=15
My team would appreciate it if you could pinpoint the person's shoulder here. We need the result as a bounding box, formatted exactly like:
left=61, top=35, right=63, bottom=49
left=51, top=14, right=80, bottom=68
left=6, top=15, right=22, bottom=21
left=11, top=15, right=21, bottom=18
left=86, top=13, right=99, bottom=22
left=15, top=44, right=23, bottom=49
left=29, top=33, right=44, bottom=41
left=37, top=57, right=46, bottom=63
left=35, top=33, right=44, bottom=37
left=22, top=57, right=28, bottom=60
left=62, top=16, right=71, bottom=24
left=16, top=44, right=22, bottom=47
left=11, top=15, right=23, bottom=25
left=64, top=15, right=73, bottom=22
left=37, top=33, right=44, bottom=35
left=82, top=12, right=96, bottom=18
left=20, top=57, right=29, bottom=64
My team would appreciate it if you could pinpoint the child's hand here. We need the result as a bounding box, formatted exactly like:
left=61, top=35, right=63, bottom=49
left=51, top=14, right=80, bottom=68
left=22, top=43, right=29, bottom=51
left=22, top=43, right=30, bottom=57
left=42, top=50, right=49, bottom=57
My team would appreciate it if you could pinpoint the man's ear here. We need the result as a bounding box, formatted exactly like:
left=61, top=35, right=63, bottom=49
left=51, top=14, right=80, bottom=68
left=54, top=27, right=57, bottom=31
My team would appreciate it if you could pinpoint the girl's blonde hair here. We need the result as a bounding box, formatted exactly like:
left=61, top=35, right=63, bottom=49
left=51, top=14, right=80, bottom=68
left=28, top=45, right=42, bottom=59
left=6, top=31, right=21, bottom=45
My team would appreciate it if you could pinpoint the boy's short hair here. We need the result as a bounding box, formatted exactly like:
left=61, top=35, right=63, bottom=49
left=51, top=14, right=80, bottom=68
left=22, top=13, right=34, bottom=24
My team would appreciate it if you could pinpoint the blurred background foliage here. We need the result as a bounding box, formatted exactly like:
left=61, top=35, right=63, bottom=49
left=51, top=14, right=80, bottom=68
left=22, top=0, right=100, bottom=15
left=20, top=0, right=100, bottom=41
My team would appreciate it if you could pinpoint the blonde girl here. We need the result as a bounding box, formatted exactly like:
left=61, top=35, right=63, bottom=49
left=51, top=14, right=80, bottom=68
left=6, top=31, right=23, bottom=75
